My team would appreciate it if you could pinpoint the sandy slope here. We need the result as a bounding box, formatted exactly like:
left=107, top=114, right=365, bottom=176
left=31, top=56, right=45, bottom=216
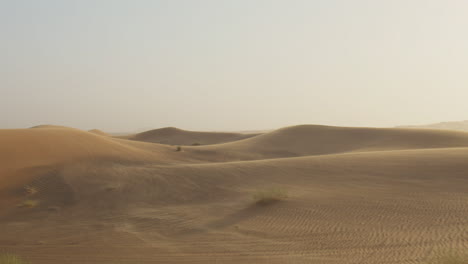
left=2, top=125, right=468, bottom=263
left=123, top=127, right=260, bottom=145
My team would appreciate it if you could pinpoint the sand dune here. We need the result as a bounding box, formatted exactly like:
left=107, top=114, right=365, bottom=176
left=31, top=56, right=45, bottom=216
left=197, top=124, right=468, bottom=159
left=0, top=127, right=210, bottom=215
left=399, top=120, right=468, bottom=132
left=2, top=124, right=468, bottom=263
left=123, top=127, right=260, bottom=145
left=30, top=124, right=70, bottom=129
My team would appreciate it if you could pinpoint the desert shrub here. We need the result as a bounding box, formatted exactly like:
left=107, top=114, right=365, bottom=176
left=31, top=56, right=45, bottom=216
left=24, top=186, right=38, bottom=196
left=0, top=254, right=29, bottom=264
left=176, top=146, right=182, bottom=152
left=252, top=187, right=288, bottom=205
left=191, top=142, right=201, bottom=146
left=17, top=200, right=39, bottom=208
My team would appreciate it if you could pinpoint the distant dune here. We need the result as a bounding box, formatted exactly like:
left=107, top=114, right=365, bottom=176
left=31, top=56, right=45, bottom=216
left=29, top=124, right=69, bottom=129
left=123, top=126, right=260, bottom=145
left=398, top=120, right=468, bottom=131
left=198, top=124, right=468, bottom=159
left=3, top=124, right=468, bottom=263
left=88, top=129, right=110, bottom=136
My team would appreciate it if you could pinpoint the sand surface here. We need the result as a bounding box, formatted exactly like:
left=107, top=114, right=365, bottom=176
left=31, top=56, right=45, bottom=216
left=2, top=125, right=468, bottom=263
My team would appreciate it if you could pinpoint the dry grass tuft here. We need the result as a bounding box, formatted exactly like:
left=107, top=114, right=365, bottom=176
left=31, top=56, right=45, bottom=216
left=252, top=187, right=288, bottom=205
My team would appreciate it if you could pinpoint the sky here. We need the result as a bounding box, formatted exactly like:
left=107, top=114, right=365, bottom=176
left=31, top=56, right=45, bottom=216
left=2, top=0, right=468, bottom=132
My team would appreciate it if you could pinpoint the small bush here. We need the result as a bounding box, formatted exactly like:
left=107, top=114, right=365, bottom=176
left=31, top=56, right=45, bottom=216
left=191, top=142, right=201, bottom=146
left=17, top=200, right=39, bottom=208
left=252, top=187, right=288, bottom=205
left=175, top=146, right=182, bottom=152
left=0, top=254, right=29, bottom=264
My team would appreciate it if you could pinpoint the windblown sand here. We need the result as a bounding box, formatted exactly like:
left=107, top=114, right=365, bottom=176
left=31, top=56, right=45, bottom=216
left=2, top=125, right=468, bottom=263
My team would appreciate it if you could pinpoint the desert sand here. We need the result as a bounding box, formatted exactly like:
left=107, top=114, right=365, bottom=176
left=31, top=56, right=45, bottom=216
left=2, top=124, right=468, bottom=263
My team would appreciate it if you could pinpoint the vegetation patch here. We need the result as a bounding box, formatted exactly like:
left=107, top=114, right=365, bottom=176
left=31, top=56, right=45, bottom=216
left=252, top=187, right=288, bottom=205
left=17, top=199, right=39, bottom=208
left=0, top=254, right=30, bottom=264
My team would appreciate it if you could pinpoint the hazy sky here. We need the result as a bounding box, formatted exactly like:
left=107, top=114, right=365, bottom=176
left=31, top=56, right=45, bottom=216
left=2, top=0, right=468, bottom=132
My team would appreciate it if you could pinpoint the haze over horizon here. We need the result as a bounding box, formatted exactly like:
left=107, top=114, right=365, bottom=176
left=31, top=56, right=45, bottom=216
left=2, top=0, right=468, bottom=132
